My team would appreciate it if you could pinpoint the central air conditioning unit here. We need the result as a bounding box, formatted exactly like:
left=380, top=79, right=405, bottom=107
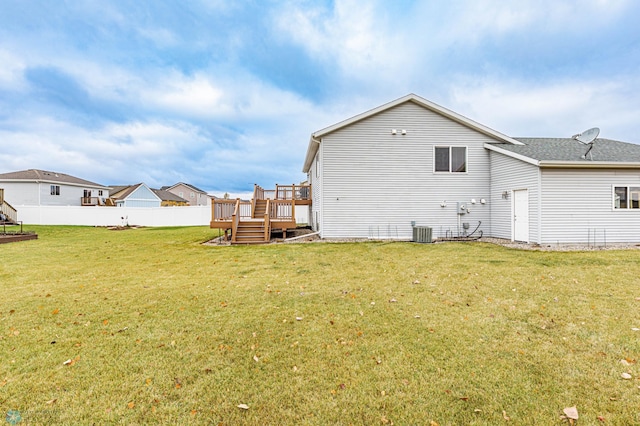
left=412, top=226, right=433, bottom=243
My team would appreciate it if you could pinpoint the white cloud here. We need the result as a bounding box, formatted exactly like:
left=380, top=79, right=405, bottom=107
left=449, top=74, right=640, bottom=141
left=273, top=0, right=403, bottom=79
left=0, top=49, right=27, bottom=90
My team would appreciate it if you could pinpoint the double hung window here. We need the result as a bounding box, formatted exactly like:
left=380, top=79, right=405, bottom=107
left=614, top=186, right=640, bottom=209
left=435, top=146, right=467, bottom=173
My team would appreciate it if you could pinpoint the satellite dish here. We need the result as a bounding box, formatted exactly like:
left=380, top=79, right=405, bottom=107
left=573, top=127, right=600, bottom=144
left=572, top=127, right=600, bottom=160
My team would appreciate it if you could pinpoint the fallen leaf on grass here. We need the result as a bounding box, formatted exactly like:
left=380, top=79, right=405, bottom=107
left=253, top=355, right=259, bottom=362
left=502, top=410, right=510, bottom=421
left=389, top=298, right=397, bottom=303
left=237, top=404, right=249, bottom=410
left=52, top=309, right=60, bottom=315
left=63, top=356, right=80, bottom=366
left=597, top=416, right=605, bottom=422
left=621, top=372, right=632, bottom=380
left=174, top=378, right=182, bottom=389
left=127, top=401, right=135, bottom=409
left=45, top=398, right=57, bottom=405
left=563, top=406, right=579, bottom=420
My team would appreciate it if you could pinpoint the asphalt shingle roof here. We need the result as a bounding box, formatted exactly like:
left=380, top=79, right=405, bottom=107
left=491, top=138, right=640, bottom=162
left=151, top=188, right=188, bottom=203
left=0, top=169, right=108, bottom=187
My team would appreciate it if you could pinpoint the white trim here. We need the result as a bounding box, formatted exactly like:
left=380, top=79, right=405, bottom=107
left=612, top=184, right=640, bottom=210
left=539, top=161, right=640, bottom=169
left=484, top=143, right=540, bottom=166
left=303, top=94, right=522, bottom=173
left=433, top=145, right=468, bottom=173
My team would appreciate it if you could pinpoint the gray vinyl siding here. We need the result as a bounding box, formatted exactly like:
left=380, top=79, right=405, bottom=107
left=119, top=185, right=161, bottom=208
left=319, top=102, right=492, bottom=239
left=489, top=152, right=540, bottom=242
left=539, top=168, right=640, bottom=243
left=309, top=147, right=323, bottom=233
left=1, top=182, right=40, bottom=205
left=1, top=182, right=108, bottom=206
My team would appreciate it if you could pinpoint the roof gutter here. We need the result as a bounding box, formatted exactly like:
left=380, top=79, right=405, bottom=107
left=538, top=161, right=640, bottom=169
left=302, top=136, right=321, bottom=173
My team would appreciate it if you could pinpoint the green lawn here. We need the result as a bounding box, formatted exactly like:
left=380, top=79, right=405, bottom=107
left=1, top=226, right=639, bottom=425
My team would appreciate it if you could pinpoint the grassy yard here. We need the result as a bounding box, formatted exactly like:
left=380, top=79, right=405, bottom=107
left=1, top=226, right=639, bottom=425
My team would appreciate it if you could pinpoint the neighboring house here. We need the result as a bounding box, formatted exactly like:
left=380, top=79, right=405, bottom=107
left=0, top=169, right=110, bottom=206
left=151, top=188, right=189, bottom=206
left=302, top=93, right=640, bottom=244
left=162, top=183, right=210, bottom=206
left=109, top=183, right=162, bottom=208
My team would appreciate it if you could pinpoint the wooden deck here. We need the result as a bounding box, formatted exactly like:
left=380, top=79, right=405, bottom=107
left=210, top=184, right=311, bottom=244
left=0, top=188, right=18, bottom=225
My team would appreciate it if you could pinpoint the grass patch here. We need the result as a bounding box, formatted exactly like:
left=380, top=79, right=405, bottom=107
left=1, top=226, right=639, bottom=424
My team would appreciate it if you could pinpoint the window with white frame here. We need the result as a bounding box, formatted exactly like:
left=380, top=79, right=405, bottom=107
left=434, top=146, right=467, bottom=173
left=614, top=186, right=640, bottom=209
left=50, top=185, right=60, bottom=195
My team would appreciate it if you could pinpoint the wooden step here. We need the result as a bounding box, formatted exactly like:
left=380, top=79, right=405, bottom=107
left=254, top=200, right=267, bottom=217
left=233, top=220, right=268, bottom=244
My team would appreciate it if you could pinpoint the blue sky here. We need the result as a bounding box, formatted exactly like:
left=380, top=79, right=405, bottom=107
left=1, top=0, right=639, bottom=196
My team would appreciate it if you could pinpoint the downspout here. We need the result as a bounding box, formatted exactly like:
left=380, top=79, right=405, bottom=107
left=537, top=166, right=542, bottom=244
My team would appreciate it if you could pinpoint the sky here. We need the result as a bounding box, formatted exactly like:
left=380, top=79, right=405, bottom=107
left=1, top=0, right=639, bottom=196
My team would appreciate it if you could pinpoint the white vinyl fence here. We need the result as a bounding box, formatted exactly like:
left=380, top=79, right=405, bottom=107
left=16, top=205, right=211, bottom=227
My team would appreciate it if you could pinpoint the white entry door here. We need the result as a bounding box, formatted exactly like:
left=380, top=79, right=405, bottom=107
left=513, top=189, right=529, bottom=242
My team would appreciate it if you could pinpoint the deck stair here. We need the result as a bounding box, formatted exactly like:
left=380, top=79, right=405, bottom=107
left=0, top=189, right=18, bottom=225
left=233, top=220, right=268, bottom=244
left=210, top=183, right=311, bottom=244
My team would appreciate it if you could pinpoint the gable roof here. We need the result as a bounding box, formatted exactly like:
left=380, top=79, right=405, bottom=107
left=163, top=182, right=207, bottom=194
left=151, top=188, right=189, bottom=203
left=486, top=138, right=640, bottom=168
left=0, top=169, right=108, bottom=188
left=109, top=183, right=162, bottom=201
left=302, top=93, right=523, bottom=172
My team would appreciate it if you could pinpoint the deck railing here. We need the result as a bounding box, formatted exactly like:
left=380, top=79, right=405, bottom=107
left=0, top=199, right=18, bottom=224
left=81, top=197, right=102, bottom=206
left=264, top=199, right=271, bottom=241
left=269, top=199, right=295, bottom=222
left=231, top=200, right=240, bottom=243
left=213, top=199, right=252, bottom=221
left=253, top=184, right=310, bottom=202
left=276, top=184, right=311, bottom=201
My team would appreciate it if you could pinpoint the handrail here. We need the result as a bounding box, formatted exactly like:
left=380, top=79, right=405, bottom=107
left=275, top=184, right=311, bottom=201
left=81, top=197, right=101, bottom=206
left=1, top=199, right=18, bottom=224
left=212, top=199, right=237, bottom=221
left=0, top=188, right=4, bottom=204
left=269, top=199, right=296, bottom=222
left=264, top=199, right=271, bottom=241
left=252, top=184, right=259, bottom=213
left=231, top=199, right=241, bottom=243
